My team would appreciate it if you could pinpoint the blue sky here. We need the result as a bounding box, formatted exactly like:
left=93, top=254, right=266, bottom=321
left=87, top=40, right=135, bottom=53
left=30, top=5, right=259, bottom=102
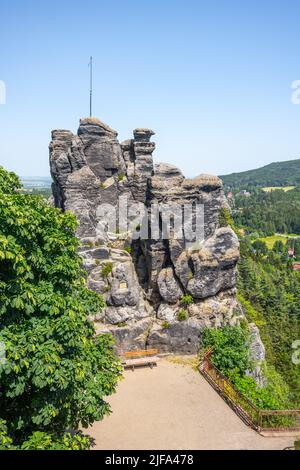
left=1, top=0, right=300, bottom=177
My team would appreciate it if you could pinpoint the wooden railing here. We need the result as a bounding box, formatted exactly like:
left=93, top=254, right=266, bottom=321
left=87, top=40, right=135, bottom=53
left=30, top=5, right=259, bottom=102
left=200, top=350, right=300, bottom=434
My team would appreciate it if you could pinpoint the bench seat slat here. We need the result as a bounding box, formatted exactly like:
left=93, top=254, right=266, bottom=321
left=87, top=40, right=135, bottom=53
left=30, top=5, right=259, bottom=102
left=124, top=349, right=158, bottom=359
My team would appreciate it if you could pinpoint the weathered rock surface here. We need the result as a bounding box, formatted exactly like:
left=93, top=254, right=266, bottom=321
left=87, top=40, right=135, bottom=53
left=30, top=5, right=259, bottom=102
left=49, top=116, right=260, bottom=358
left=246, top=323, right=266, bottom=387
left=157, top=267, right=183, bottom=303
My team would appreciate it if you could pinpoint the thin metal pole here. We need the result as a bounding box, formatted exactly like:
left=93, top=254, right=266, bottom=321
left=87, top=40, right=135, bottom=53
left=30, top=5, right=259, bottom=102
left=89, top=56, right=93, bottom=117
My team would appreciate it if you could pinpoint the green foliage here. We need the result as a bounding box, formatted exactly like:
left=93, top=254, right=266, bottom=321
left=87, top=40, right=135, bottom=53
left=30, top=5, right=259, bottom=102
left=118, top=173, right=125, bottom=182
left=295, top=440, right=300, bottom=450
left=261, top=363, right=290, bottom=408
left=101, top=262, right=113, bottom=278
left=0, top=166, right=122, bottom=447
left=252, top=239, right=268, bottom=255
left=201, top=325, right=251, bottom=376
left=124, top=246, right=132, bottom=254
left=162, top=321, right=170, bottom=329
left=0, top=419, right=91, bottom=450
left=177, top=309, right=189, bottom=322
left=273, top=240, right=285, bottom=254
left=238, top=235, right=300, bottom=405
left=201, top=325, right=291, bottom=410
left=180, top=294, right=193, bottom=307
left=229, top=363, right=289, bottom=410
left=219, top=207, right=234, bottom=229
left=0, top=166, right=21, bottom=193
left=20, top=431, right=92, bottom=450
left=231, top=374, right=284, bottom=410
left=0, top=419, right=16, bottom=450
left=232, top=186, right=300, bottom=235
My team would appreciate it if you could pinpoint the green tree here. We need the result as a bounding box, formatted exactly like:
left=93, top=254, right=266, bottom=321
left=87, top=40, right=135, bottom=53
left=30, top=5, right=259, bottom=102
left=0, top=166, right=122, bottom=448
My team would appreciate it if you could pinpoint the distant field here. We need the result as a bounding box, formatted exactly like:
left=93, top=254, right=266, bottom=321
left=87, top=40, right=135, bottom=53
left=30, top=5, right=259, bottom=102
left=258, top=234, right=300, bottom=249
left=261, top=186, right=295, bottom=193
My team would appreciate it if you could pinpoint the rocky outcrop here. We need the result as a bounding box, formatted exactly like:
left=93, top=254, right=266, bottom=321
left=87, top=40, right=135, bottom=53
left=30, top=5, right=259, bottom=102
left=49, top=116, right=245, bottom=354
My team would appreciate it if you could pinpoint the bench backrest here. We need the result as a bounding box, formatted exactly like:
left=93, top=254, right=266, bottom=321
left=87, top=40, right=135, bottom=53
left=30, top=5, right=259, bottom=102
left=124, top=349, right=158, bottom=359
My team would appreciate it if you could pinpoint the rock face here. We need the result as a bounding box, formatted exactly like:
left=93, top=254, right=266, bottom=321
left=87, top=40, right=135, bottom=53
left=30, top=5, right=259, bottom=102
left=49, top=117, right=244, bottom=354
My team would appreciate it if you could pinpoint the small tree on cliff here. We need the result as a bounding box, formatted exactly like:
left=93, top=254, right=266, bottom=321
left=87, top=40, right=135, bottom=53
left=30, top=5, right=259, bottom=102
left=0, top=166, right=122, bottom=449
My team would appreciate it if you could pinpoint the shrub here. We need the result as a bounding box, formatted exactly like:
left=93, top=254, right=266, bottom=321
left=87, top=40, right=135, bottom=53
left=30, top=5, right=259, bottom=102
left=201, top=324, right=291, bottom=412
left=124, top=246, right=132, bottom=254
left=201, top=325, right=251, bottom=376
left=230, top=373, right=287, bottom=410
left=101, top=262, right=113, bottom=278
left=162, top=321, right=170, bottom=329
left=219, top=207, right=234, bottom=229
left=180, top=294, right=193, bottom=307
left=20, top=431, right=92, bottom=450
left=177, top=309, right=189, bottom=322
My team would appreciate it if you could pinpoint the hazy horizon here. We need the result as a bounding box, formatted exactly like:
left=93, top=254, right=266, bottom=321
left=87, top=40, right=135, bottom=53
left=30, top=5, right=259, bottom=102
left=2, top=0, right=300, bottom=178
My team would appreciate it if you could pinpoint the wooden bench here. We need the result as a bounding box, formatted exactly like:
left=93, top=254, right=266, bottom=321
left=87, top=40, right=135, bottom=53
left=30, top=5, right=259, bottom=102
left=122, top=349, right=159, bottom=370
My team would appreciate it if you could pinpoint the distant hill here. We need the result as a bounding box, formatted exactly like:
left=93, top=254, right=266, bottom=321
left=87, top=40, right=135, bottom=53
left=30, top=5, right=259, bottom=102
left=220, top=159, right=300, bottom=188
left=21, top=176, right=52, bottom=189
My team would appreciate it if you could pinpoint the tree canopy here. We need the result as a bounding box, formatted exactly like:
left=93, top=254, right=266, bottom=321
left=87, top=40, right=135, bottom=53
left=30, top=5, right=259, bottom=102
left=0, top=166, right=122, bottom=449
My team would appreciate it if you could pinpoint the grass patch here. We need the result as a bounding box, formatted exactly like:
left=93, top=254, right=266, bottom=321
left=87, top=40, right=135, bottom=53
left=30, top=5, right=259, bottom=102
left=166, top=355, right=200, bottom=372
left=162, top=321, right=170, bottom=329
left=180, top=294, right=193, bottom=307
left=258, top=234, right=289, bottom=249
left=261, top=186, right=295, bottom=192
left=177, top=309, right=189, bottom=321
left=101, top=262, right=113, bottom=278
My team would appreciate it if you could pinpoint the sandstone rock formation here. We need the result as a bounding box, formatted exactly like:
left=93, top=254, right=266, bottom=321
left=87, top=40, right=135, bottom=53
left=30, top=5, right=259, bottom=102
left=49, top=117, right=244, bottom=354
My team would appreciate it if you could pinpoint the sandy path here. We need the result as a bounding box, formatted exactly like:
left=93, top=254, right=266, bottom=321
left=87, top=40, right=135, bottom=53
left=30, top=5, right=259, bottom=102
left=88, top=359, right=297, bottom=450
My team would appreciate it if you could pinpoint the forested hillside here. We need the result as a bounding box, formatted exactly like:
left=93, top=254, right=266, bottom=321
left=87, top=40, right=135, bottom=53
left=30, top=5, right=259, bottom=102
left=221, top=159, right=300, bottom=188
left=222, top=168, right=300, bottom=405
left=238, top=236, right=300, bottom=405
left=233, top=187, right=300, bottom=235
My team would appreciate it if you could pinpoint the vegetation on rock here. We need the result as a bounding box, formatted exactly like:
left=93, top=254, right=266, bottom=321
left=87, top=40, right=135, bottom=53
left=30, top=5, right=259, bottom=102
left=177, top=310, right=189, bottom=322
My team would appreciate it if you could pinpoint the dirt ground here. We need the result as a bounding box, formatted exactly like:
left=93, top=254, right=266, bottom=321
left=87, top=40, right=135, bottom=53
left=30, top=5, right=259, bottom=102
left=88, top=358, right=298, bottom=450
